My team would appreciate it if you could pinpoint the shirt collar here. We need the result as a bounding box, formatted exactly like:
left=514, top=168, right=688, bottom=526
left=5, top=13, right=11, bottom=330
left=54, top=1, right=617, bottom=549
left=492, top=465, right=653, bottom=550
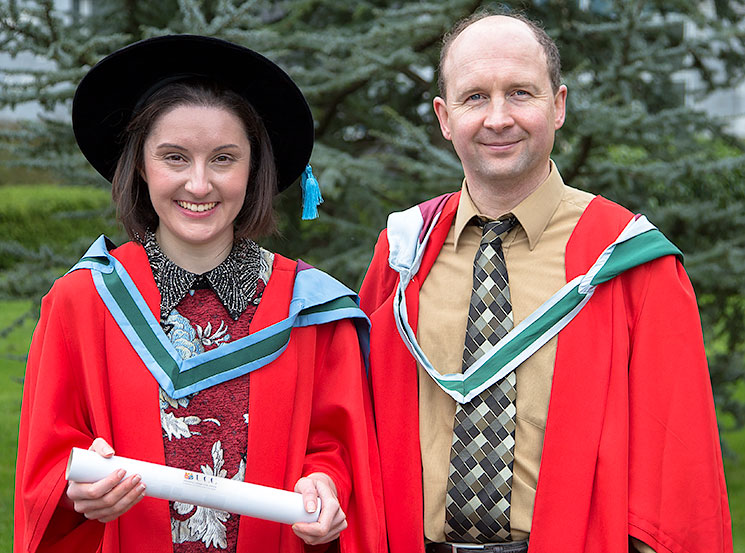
left=143, top=231, right=264, bottom=322
left=453, top=160, right=565, bottom=251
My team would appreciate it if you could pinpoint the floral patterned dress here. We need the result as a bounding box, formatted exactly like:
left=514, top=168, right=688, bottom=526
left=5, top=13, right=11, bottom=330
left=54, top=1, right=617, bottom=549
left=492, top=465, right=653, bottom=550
left=144, top=233, right=273, bottom=552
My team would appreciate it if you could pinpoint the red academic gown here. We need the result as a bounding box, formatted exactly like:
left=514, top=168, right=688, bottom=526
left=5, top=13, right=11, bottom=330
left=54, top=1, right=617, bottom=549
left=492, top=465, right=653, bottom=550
left=15, top=241, right=385, bottom=553
left=360, top=193, right=732, bottom=553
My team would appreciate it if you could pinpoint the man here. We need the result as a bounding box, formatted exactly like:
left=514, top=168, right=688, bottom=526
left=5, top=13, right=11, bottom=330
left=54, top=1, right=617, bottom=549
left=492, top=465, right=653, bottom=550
left=360, top=12, right=732, bottom=553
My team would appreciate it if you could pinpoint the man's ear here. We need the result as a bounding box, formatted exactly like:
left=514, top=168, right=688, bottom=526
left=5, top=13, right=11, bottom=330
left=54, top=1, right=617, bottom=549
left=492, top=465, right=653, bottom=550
left=553, top=84, right=568, bottom=130
left=433, top=96, right=452, bottom=141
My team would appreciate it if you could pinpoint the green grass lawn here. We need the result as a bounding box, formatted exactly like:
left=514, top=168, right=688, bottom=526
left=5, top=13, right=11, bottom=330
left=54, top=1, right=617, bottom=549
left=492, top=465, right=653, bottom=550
left=725, top=423, right=745, bottom=552
left=1, top=298, right=743, bottom=551
left=0, top=300, right=36, bottom=550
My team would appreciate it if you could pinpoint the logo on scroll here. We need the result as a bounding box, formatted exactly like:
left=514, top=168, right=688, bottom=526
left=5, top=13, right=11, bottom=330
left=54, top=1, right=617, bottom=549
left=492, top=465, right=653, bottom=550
left=183, top=471, right=217, bottom=487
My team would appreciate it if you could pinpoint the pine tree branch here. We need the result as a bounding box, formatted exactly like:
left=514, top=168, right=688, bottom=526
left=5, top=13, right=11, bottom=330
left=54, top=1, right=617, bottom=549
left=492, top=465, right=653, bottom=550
left=314, top=0, right=479, bottom=138
left=315, top=79, right=367, bottom=138
left=314, top=30, right=446, bottom=137
left=562, top=135, right=593, bottom=187
left=208, top=0, right=258, bottom=35
left=41, top=0, right=58, bottom=44
left=123, top=0, right=140, bottom=37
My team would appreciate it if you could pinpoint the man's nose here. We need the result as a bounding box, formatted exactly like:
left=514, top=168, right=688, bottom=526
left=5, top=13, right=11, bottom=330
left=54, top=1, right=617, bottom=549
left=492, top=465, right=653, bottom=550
left=483, top=99, right=515, bottom=130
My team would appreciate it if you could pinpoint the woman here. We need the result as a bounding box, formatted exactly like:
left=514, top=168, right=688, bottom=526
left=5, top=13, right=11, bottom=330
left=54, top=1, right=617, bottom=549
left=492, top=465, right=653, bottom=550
left=14, top=35, right=384, bottom=553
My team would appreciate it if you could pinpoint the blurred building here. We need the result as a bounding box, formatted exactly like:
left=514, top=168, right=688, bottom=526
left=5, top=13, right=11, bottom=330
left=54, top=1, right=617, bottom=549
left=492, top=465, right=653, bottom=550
left=577, top=0, right=745, bottom=136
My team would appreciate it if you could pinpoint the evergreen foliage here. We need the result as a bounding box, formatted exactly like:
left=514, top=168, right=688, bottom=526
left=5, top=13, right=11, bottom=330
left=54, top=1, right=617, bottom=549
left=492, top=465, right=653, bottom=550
left=1, top=0, right=745, bottom=424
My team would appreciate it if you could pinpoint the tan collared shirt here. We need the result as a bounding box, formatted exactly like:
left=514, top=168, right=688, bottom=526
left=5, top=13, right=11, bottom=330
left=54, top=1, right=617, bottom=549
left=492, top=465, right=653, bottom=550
left=417, top=163, right=594, bottom=542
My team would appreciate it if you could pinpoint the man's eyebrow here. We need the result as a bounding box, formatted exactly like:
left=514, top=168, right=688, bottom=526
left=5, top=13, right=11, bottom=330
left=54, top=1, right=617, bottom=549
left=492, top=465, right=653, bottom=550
left=508, top=82, right=541, bottom=91
left=453, top=80, right=543, bottom=95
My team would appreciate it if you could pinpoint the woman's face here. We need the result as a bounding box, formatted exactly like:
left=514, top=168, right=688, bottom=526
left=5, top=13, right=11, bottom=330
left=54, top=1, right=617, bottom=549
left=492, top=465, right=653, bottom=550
left=142, top=104, right=251, bottom=264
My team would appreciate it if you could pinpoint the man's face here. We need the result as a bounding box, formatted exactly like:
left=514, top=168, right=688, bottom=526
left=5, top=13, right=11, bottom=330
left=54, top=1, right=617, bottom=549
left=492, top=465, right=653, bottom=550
left=433, top=16, right=567, bottom=194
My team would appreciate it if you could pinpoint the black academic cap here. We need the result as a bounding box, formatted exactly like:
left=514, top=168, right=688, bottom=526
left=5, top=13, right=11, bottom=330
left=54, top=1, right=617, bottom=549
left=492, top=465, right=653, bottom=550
left=72, top=34, right=314, bottom=191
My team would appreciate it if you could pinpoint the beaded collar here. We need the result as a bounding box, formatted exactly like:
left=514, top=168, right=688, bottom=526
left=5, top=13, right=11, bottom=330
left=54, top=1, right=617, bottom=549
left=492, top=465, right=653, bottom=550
left=143, top=231, right=263, bottom=322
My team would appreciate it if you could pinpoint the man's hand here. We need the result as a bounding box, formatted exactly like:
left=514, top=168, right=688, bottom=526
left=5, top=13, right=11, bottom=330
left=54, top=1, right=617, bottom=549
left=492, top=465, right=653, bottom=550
left=65, top=438, right=146, bottom=522
left=292, top=472, right=347, bottom=545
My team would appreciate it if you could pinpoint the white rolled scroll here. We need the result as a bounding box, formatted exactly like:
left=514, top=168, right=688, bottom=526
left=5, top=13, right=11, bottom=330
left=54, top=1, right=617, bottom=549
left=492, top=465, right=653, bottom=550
left=65, top=447, right=320, bottom=524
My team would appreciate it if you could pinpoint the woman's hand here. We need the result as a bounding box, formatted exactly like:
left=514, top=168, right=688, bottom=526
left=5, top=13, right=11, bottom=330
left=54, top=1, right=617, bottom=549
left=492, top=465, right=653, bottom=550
left=65, top=438, right=146, bottom=523
left=292, top=472, right=347, bottom=545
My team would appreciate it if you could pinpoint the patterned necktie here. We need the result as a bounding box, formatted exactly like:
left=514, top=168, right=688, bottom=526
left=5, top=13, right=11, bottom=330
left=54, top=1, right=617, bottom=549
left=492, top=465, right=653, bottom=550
left=444, top=216, right=517, bottom=543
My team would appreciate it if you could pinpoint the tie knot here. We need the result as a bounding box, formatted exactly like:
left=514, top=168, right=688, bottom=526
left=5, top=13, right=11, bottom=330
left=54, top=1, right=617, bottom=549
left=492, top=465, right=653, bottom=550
left=480, top=216, right=516, bottom=245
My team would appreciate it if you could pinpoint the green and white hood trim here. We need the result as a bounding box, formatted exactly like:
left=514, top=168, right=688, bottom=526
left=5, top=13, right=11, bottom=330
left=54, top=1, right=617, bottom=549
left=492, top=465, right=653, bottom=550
left=388, top=202, right=681, bottom=404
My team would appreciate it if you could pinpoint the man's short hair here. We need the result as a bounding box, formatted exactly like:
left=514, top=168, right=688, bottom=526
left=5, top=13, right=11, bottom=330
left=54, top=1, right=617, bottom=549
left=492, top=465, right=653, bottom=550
left=437, top=9, right=562, bottom=98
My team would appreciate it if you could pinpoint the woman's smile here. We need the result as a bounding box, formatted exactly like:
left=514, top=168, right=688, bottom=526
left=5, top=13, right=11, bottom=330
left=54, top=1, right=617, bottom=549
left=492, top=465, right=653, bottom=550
left=175, top=200, right=219, bottom=213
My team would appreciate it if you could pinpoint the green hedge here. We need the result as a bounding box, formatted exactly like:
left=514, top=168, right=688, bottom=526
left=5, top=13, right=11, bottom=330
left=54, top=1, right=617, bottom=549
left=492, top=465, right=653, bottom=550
left=0, top=184, right=119, bottom=269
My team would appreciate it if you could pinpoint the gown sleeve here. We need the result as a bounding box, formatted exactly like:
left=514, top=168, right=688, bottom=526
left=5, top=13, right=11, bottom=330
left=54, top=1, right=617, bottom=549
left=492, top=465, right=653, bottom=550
left=624, top=256, right=732, bottom=553
left=301, top=318, right=386, bottom=553
left=14, top=272, right=110, bottom=553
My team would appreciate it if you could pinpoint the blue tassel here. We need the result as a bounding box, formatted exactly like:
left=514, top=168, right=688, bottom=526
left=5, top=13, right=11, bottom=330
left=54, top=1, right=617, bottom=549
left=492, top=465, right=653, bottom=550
left=301, top=164, right=323, bottom=220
